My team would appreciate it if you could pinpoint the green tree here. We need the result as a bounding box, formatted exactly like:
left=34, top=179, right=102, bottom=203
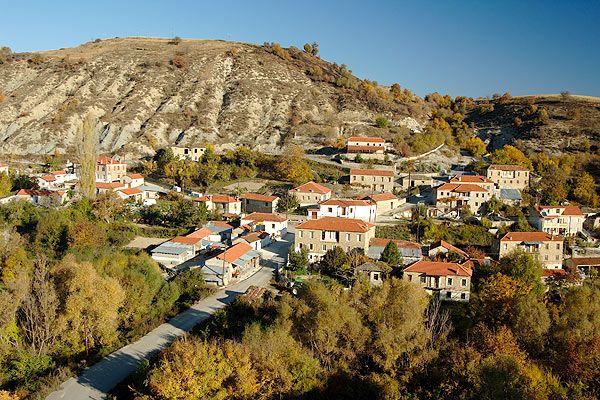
left=0, top=173, right=11, bottom=197
left=379, top=241, right=402, bottom=269
left=153, top=147, right=175, bottom=170
left=319, top=247, right=350, bottom=281
left=375, top=116, right=390, bottom=128
left=288, top=247, right=309, bottom=272
left=277, top=193, right=299, bottom=215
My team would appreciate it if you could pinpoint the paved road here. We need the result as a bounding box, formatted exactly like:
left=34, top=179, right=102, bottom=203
left=46, top=234, right=292, bottom=400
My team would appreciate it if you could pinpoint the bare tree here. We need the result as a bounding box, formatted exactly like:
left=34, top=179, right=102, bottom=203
left=79, top=114, right=97, bottom=199
left=19, top=255, right=59, bottom=355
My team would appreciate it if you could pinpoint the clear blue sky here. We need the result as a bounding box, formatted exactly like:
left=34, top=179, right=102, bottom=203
left=2, top=0, right=599, bottom=98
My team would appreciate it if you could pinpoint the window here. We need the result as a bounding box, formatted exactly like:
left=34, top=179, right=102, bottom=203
left=309, top=244, right=314, bottom=250
left=299, top=231, right=303, bottom=238
left=447, top=278, right=453, bottom=285
left=545, top=244, right=549, bottom=250
left=556, top=243, right=561, bottom=250
left=460, top=293, right=466, bottom=300
left=544, top=255, right=548, bottom=261
left=503, top=243, right=508, bottom=250
left=420, top=276, right=426, bottom=283
left=446, top=291, right=451, bottom=298
left=310, top=231, right=314, bottom=239
left=346, top=233, right=351, bottom=241
left=271, top=224, right=275, bottom=229
left=408, top=275, right=412, bottom=282
left=328, top=207, right=333, bottom=213
left=556, top=255, right=560, bottom=260
left=322, top=244, right=326, bottom=251
left=357, top=234, right=362, bottom=242
left=461, top=279, right=467, bottom=287
left=373, top=273, right=379, bottom=281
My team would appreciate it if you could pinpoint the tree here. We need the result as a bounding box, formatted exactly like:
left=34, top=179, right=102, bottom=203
left=498, top=250, right=544, bottom=296
left=276, top=146, right=313, bottom=184
left=79, top=114, right=97, bottom=199
left=572, top=171, right=599, bottom=207
left=379, top=241, right=402, bottom=269
left=303, top=43, right=312, bottom=54
left=490, top=145, right=532, bottom=170
left=0, top=173, right=11, bottom=197
left=374, top=116, right=390, bottom=128
left=153, top=147, right=175, bottom=170
left=319, top=247, right=351, bottom=283
left=277, top=193, right=299, bottom=215
left=54, top=255, right=125, bottom=355
left=464, top=137, right=486, bottom=157
left=288, top=247, right=309, bottom=272
left=311, top=41, right=319, bottom=56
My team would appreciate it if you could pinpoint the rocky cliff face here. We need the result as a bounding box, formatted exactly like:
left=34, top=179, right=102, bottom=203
left=0, top=38, right=428, bottom=157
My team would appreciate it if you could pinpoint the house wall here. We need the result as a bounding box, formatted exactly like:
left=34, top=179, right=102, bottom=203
left=295, top=227, right=376, bottom=262
left=374, top=198, right=403, bottom=214
left=498, top=240, right=564, bottom=269
left=290, top=191, right=331, bottom=207
left=434, top=188, right=491, bottom=214
left=403, top=272, right=471, bottom=301
left=486, top=169, right=530, bottom=190
left=96, top=163, right=127, bottom=182
left=529, top=213, right=584, bottom=237
left=243, top=198, right=278, bottom=213
left=350, top=173, right=395, bottom=192
left=317, top=204, right=377, bottom=222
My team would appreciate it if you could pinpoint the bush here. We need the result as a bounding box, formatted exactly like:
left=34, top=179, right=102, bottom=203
left=171, top=54, right=188, bottom=69
left=374, top=116, right=390, bottom=128
left=464, top=137, right=486, bottom=157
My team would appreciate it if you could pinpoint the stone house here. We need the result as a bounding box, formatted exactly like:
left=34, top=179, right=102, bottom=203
left=495, top=231, right=564, bottom=269
left=349, top=169, right=395, bottom=192
left=288, top=181, right=332, bottom=207
left=403, top=260, right=472, bottom=302
left=528, top=205, right=585, bottom=237
left=241, top=193, right=279, bottom=214
left=486, top=164, right=530, bottom=190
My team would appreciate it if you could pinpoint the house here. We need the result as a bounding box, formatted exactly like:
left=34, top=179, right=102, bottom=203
left=96, top=156, right=127, bottom=182
left=486, top=164, right=530, bottom=190
left=14, top=189, right=67, bottom=206
left=428, top=240, right=469, bottom=262
left=203, top=242, right=261, bottom=286
left=360, top=193, right=401, bottom=214
left=355, top=262, right=389, bottom=286
left=37, top=170, right=77, bottom=190
left=241, top=193, right=279, bottom=214
left=95, top=181, right=126, bottom=196
left=367, top=237, right=422, bottom=265
left=236, top=231, right=271, bottom=251
left=116, top=187, right=143, bottom=202
left=186, top=227, right=223, bottom=249
left=288, top=181, right=332, bottom=207
left=121, top=173, right=145, bottom=188
left=138, top=182, right=168, bottom=205
left=171, top=146, right=206, bottom=162
left=495, top=231, right=564, bottom=269
left=566, top=256, right=600, bottom=276
left=310, top=199, right=377, bottom=222
left=449, top=175, right=496, bottom=192
left=346, top=136, right=388, bottom=158
left=403, top=260, right=472, bottom=302
left=528, top=205, right=585, bottom=237
left=151, top=241, right=195, bottom=269
left=350, top=169, right=395, bottom=192
left=295, top=216, right=376, bottom=262
left=399, top=174, right=435, bottom=190
left=204, top=221, right=234, bottom=243
left=195, top=195, right=242, bottom=215
left=240, top=212, right=288, bottom=238
left=434, top=182, right=492, bottom=214
left=171, top=235, right=205, bottom=253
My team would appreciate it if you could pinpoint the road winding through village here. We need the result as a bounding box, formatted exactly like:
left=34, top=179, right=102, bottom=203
left=46, top=234, right=293, bottom=400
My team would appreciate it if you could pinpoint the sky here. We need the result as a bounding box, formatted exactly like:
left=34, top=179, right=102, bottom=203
left=1, top=0, right=599, bottom=98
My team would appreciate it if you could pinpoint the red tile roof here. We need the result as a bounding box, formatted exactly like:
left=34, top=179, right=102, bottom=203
left=535, top=205, right=584, bottom=216
left=500, top=231, right=563, bottom=242
left=369, top=237, right=421, bottom=249
left=404, top=260, right=472, bottom=277
left=542, top=269, right=568, bottom=278
left=172, top=236, right=203, bottom=245
left=118, top=187, right=143, bottom=195
left=347, top=136, right=385, bottom=143
left=449, top=175, right=494, bottom=184
left=436, top=183, right=488, bottom=193
left=16, top=189, right=60, bottom=197
left=217, top=242, right=254, bottom=263
left=289, top=181, right=331, bottom=195
left=209, top=221, right=234, bottom=229
left=569, top=257, right=600, bottom=267
left=242, top=212, right=287, bottom=223
left=488, top=164, right=529, bottom=171
left=95, top=182, right=125, bottom=189
left=362, top=193, right=398, bottom=202
left=320, top=199, right=374, bottom=207
left=97, top=155, right=126, bottom=165
left=350, top=168, right=395, bottom=177
left=50, top=170, right=67, bottom=175
left=241, top=193, right=279, bottom=202
left=126, top=173, right=144, bottom=179
left=196, top=194, right=238, bottom=203
left=242, top=231, right=270, bottom=243
left=40, top=175, right=56, bottom=182
left=186, top=228, right=212, bottom=239
left=296, top=216, right=375, bottom=233
left=430, top=240, right=469, bottom=257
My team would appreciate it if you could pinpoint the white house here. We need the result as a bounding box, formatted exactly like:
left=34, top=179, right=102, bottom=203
left=240, top=212, right=288, bottom=238
left=288, top=181, right=332, bottom=207
left=121, top=173, right=145, bottom=188
left=529, top=205, right=585, bottom=237
left=309, top=199, right=377, bottom=223
left=203, top=242, right=261, bottom=286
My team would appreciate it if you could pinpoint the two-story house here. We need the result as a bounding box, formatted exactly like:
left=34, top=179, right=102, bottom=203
left=241, top=193, right=279, bottom=213
left=240, top=212, right=288, bottom=238
left=310, top=199, right=377, bottom=222
left=194, top=195, right=242, bottom=215
left=360, top=193, right=401, bottom=214
left=495, top=231, right=564, bottom=269
left=528, top=205, right=584, bottom=237
left=171, top=146, right=206, bottom=162
left=96, top=156, right=127, bottom=182
left=295, top=217, right=376, bottom=262
left=449, top=175, right=496, bottom=192
left=486, top=164, right=530, bottom=190
left=434, top=183, right=491, bottom=214
left=346, top=136, right=388, bottom=155
left=350, top=169, right=395, bottom=192
left=288, top=181, right=332, bottom=207
left=403, top=260, right=472, bottom=302
left=203, top=242, right=261, bottom=286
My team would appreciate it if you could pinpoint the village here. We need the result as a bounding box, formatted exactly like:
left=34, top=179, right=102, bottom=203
left=1, top=134, right=597, bottom=304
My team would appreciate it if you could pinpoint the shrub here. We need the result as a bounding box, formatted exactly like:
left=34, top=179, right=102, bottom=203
left=464, top=137, right=487, bottom=157
left=169, top=36, right=182, bottom=45
left=171, top=54, right=188, bottom=69
left=374, top=116, right=390, bottom=128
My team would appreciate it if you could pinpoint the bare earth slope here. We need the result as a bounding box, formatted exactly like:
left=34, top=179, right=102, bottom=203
left=0, top=38, right=426, bottom=157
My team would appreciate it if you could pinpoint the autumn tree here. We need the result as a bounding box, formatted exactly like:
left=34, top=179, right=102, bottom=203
left=379, top=241, right=402, bottom=269
left=572, top=171, right=599, bottom=207
left=0, top=173, right=11, bottom=198
left=276, top=145, right=313, bottom=184
left=490, top=145, right=532, bottom=170
left=464, top=137, right=487, bottom=157
left=54, top=255, right=125, bottom=355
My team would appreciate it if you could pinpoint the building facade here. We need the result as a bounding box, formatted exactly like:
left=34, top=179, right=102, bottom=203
left=528, top=205, right=585, bottom=237
left=195, top=195, right=242, bottom=215
left=311, top=199, right=377, bottom=222
left=349, top=169, right=395, bottom=192
left=495, top=231, right=564, bottom=269
left=403, top=260, right=472, bottom=302
left=240, top=212, right=288, bottom=238
left=171, top=146, right=206, bottom=162
left=294, top=217, right=376, bottom=262
left=434, top=183, right=492, bottom=214
left=241, top=193, right=279, bottom=214
left=288, top=181, right=332, bottom=207
left=486, top=164, right=530, bottom=190
left=96, top=156, right=127, bottom=182
left=346, top=136, right=388, bottom=154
